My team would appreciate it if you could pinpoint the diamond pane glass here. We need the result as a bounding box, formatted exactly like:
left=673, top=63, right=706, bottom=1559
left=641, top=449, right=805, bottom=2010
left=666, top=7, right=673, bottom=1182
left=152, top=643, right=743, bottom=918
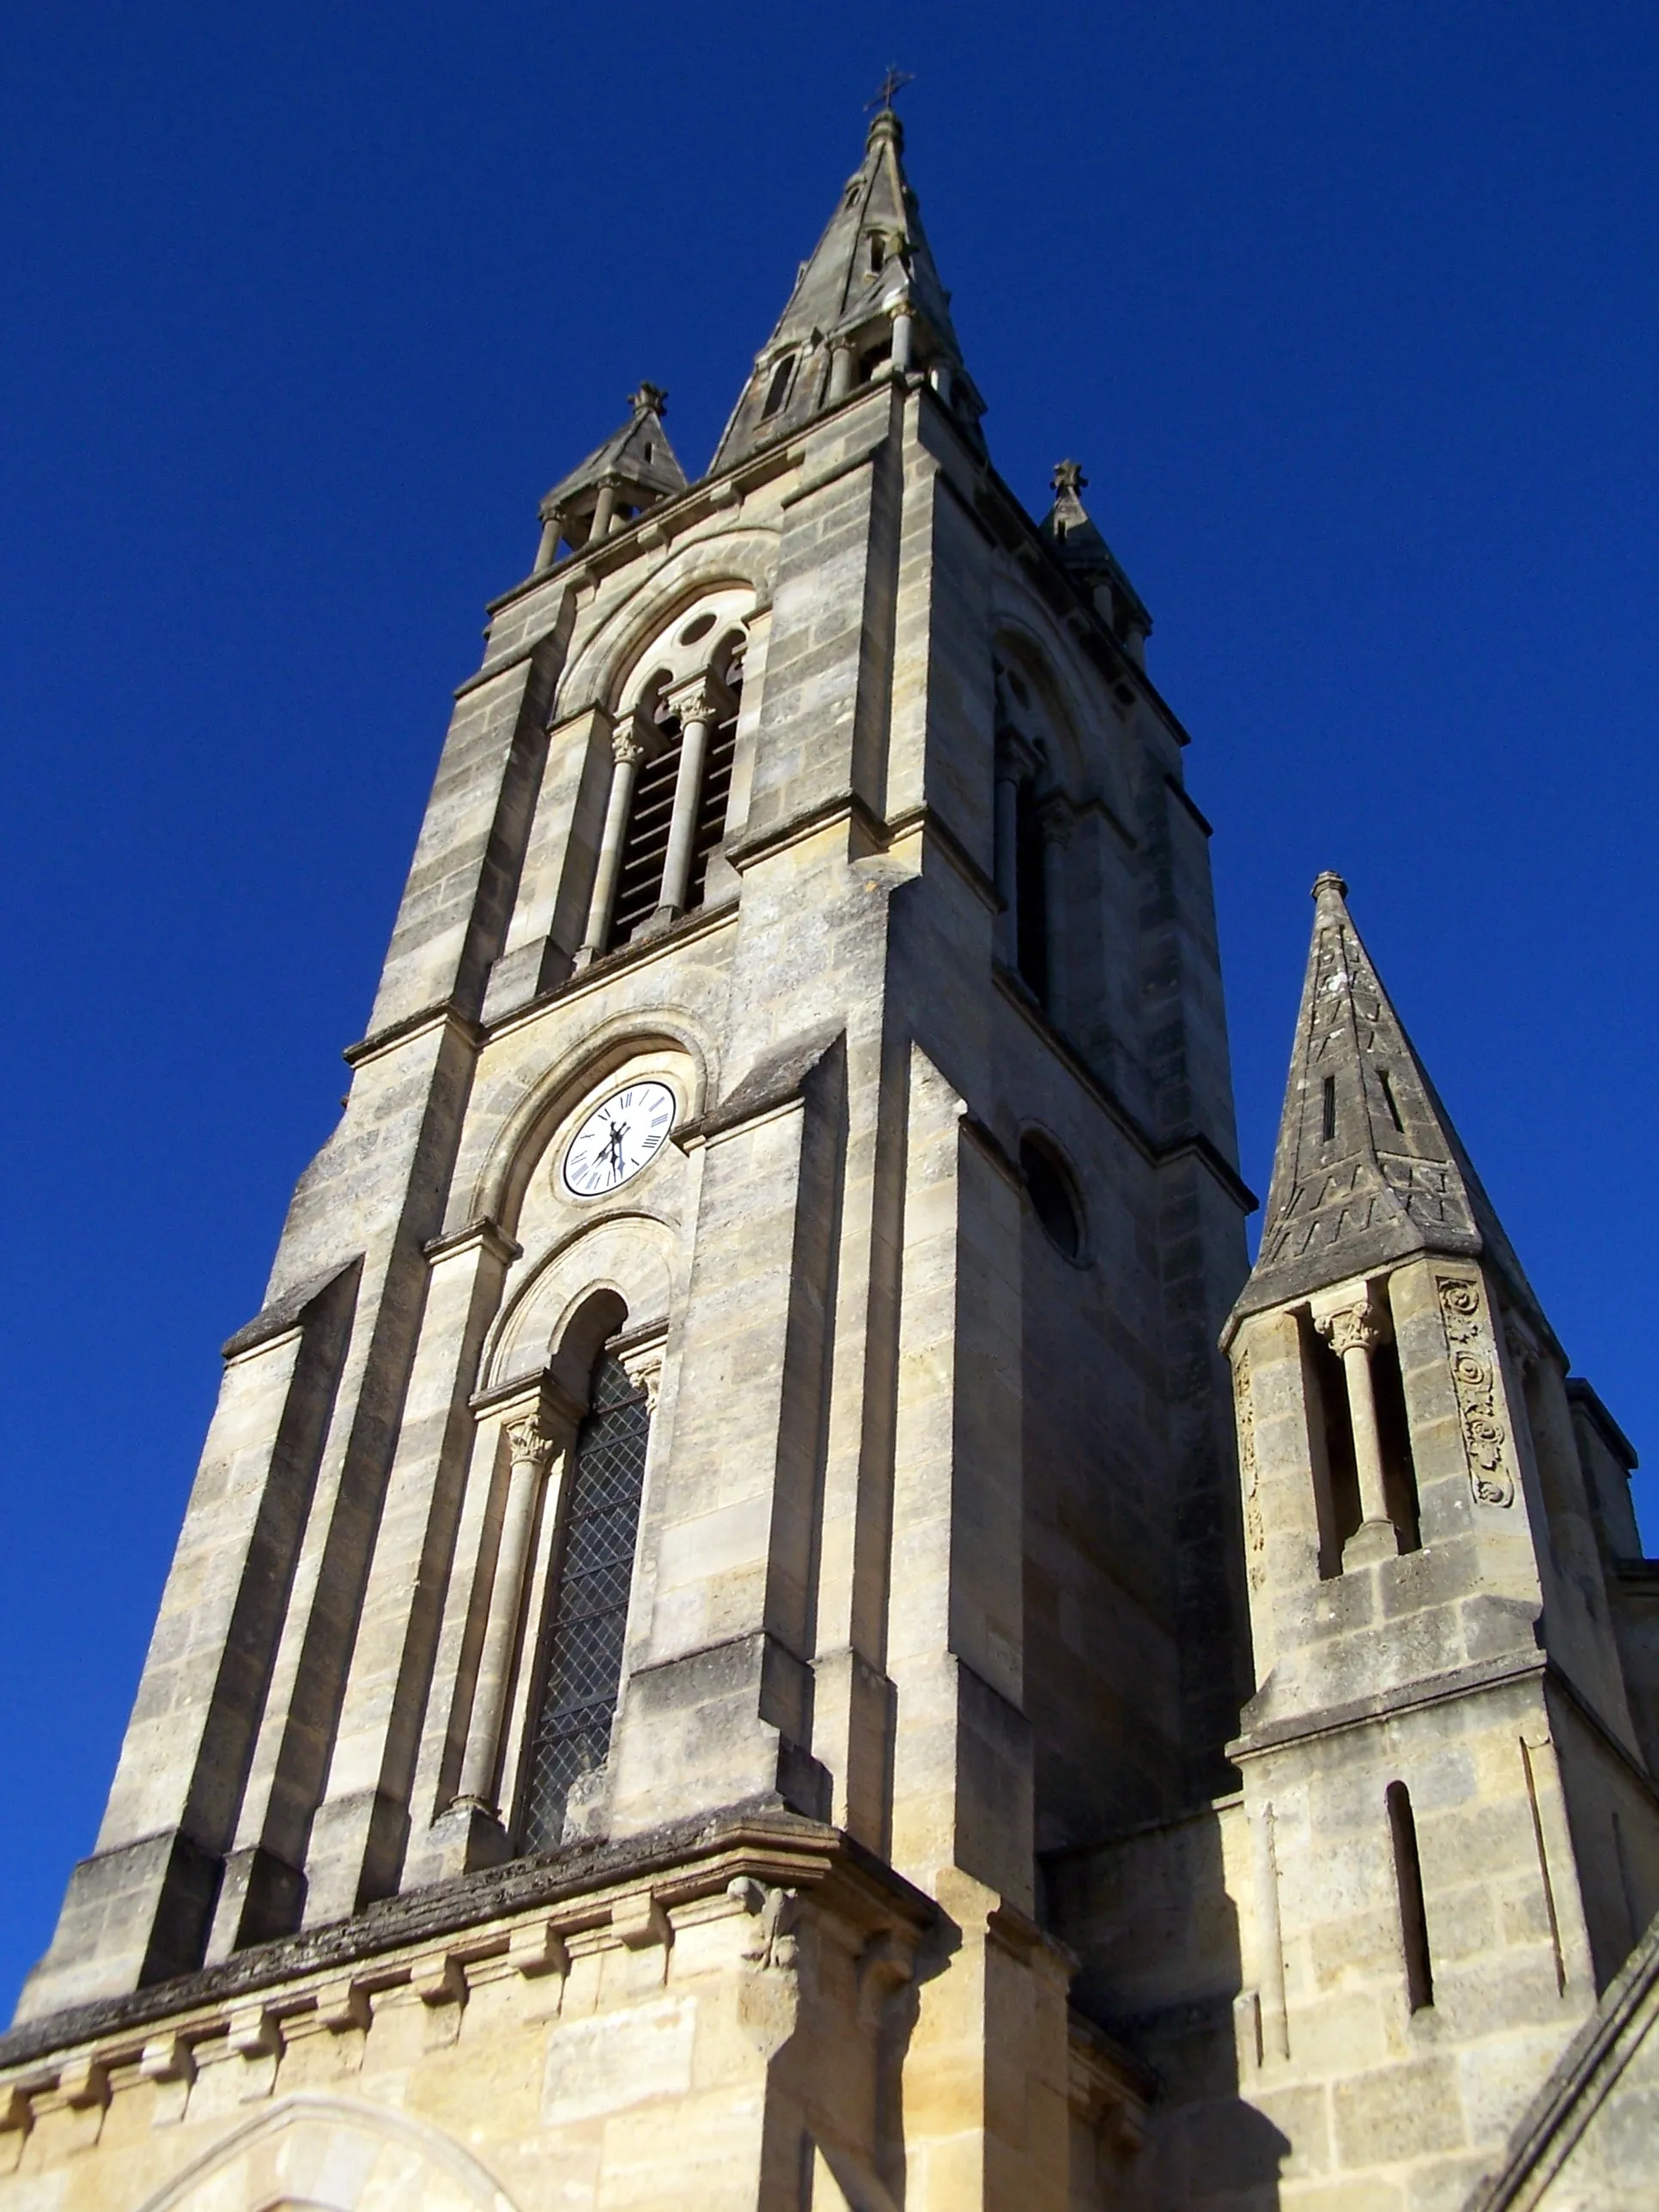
left=520, top=1357, right=649, bottom=1852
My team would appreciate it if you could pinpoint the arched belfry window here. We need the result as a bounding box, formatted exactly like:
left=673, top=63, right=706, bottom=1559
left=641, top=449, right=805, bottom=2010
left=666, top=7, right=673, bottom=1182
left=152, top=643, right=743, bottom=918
left=992, top=652, right=1074, bottom=1025
left=519, top=1356, right=650, bottom=1851
left=586, top=630, right=746, bottom=957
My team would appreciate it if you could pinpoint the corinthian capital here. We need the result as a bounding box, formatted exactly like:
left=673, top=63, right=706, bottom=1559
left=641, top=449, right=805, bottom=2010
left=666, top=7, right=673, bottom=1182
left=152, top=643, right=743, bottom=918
left=663, top=678, right=726, bottom=730
left=1315, top=1302, right=1385, bottom=1359
left=505, top=1414, right=559, bottom=1471
left=612, top=728, right=647, bottom=768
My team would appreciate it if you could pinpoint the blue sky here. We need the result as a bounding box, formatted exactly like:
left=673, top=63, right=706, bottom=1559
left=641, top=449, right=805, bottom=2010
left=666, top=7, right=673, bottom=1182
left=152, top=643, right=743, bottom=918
left=2, top=3, right=1656, bottom=2014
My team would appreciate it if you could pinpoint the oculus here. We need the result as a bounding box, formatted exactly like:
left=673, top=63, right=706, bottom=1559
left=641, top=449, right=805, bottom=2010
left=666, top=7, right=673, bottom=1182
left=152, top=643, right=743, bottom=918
left=561, top=1080, right=676, bottom=1197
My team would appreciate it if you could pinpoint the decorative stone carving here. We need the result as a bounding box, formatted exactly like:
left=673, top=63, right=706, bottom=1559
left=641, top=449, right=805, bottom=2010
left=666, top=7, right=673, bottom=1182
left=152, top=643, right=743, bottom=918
left=727, top=1876, right=800, bottom=1973
left=504, top=1413, right=559, bottom=1472
left=1315, top=1302, right=1385, bottom=1359
left=1236, top=1350, right=1265, bottom=1591
left=611, top=729, right=647, bottom=768
left=1436, top=1274, right=1516, bottom=1507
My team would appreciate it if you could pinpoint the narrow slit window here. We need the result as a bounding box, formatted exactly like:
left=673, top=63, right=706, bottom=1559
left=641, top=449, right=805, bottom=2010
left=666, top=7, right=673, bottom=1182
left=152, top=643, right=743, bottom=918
left=1387, top=1781, right=1434, bottom=2010
left=1377, top=1066, right=1405, bottom=1133
left=1322, top=1074, right=1338, bottom=1142
left=519, top=1357, right=650, bottom=1853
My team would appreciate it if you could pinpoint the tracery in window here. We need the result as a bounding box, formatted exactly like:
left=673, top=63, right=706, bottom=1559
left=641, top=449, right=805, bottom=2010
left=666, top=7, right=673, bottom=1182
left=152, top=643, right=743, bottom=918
left=519, top=1355, right=649, bottom=1852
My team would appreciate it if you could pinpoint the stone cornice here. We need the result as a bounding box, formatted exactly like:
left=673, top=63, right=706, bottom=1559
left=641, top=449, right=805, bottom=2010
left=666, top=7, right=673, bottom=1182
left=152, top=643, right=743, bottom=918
left=343, top=999, right=485, bottom=1072
left=0, top=1808, right=933, bottom=2081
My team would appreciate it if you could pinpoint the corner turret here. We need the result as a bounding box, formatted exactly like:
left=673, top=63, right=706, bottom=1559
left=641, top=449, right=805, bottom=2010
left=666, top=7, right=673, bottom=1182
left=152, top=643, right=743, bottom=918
left=532, top=384, right=686, bottom=572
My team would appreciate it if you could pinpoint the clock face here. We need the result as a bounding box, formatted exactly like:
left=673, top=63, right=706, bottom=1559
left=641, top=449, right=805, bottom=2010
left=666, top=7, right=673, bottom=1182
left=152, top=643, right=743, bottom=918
left=561, top=1080, right=677, bottom=1198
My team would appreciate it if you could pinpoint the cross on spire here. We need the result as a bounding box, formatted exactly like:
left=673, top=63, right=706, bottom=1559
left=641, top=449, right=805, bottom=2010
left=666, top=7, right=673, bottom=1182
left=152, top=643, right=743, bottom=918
left=866, top=65, right=915, bottom=112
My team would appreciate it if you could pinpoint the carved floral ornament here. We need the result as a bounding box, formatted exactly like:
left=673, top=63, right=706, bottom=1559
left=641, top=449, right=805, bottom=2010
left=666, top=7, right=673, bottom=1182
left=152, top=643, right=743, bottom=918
left=1436, top=1274, right=1516, bottom=1508
left=1234, top=1350, right=1265, bottom=1589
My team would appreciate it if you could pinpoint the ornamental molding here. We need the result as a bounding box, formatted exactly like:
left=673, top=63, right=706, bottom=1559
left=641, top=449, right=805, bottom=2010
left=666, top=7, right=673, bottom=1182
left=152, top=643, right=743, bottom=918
left=1235, top=1350, right=1265, bottom=1592
left=1436, top=1273, right=1516, bottom=1508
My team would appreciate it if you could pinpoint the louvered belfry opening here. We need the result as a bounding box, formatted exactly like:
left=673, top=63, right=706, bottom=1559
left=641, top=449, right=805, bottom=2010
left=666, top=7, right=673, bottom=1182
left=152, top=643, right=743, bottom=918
left=689, top=660, right=741, bottom=908
left=519, top=1356, right=649, bottom=1853
left=605, top=655, right=743, bottom=948
left=607, top=711, right=683, bottom=945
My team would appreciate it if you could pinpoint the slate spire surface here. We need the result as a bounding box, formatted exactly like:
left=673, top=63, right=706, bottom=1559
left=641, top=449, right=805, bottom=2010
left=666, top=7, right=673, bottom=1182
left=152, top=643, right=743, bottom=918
left=1229, top=872, right=1544, bottom=1331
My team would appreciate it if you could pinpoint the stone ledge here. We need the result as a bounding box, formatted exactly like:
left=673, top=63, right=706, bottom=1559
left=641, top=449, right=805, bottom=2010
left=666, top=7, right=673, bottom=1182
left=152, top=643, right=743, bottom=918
left=0, top=1806, right=929, bottom=2078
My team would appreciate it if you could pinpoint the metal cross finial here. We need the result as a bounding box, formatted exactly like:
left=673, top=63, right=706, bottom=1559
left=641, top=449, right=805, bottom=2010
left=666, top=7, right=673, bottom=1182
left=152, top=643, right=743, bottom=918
left=866, top=65, right=915, bottom=112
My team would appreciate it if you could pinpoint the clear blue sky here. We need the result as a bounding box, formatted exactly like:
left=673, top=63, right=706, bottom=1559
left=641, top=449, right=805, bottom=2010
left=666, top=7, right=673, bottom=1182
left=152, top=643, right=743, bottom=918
left=3, top=3, right=1656, bottom=2014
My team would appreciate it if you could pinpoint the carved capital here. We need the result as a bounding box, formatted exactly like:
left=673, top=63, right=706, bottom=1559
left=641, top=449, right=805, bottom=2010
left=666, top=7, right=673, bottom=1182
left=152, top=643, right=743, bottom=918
left=505, top=1413, right=560, bottom=1472
left=611, top=729, right=647, bottom=768
left=665, top=672, right=733, bottom=729
left=1315, top=1301, right=1385, bottom=1359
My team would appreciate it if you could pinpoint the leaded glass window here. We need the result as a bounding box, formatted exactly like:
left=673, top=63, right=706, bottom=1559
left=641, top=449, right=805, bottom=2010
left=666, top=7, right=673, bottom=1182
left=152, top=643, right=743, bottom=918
left=519, top=1356, right=649, bottom=1852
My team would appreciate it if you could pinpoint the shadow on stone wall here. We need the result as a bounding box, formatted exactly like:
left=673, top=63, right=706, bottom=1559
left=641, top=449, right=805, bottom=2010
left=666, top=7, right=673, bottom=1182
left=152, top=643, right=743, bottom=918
left=1044, top=1800, right=1289, bottom=2209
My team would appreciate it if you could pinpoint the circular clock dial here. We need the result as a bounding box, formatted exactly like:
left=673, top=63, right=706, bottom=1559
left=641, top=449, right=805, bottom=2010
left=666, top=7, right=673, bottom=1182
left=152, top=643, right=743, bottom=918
left=561, top=1080, right=677, bottom=1198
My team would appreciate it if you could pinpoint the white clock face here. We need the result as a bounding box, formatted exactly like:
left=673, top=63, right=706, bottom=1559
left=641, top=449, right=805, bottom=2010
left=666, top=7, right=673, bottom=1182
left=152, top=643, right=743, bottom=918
left=561, top=1080, right=677, bottom=1198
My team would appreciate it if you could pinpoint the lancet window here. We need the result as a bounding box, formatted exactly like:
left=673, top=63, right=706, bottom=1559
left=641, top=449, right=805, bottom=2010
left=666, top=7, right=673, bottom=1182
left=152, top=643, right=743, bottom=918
left=519, top=1355, right=651, bottom=1852
left=993, top=653, right=1072, bottom=1018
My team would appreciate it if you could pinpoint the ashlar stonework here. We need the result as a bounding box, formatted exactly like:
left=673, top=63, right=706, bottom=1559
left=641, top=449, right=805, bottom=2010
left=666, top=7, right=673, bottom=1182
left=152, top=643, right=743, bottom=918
left=4, top=104, right=1656, bottom=2212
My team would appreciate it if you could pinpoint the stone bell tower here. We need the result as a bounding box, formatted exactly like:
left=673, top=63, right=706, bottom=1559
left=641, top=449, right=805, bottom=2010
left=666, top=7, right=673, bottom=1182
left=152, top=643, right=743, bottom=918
left=0, top=103, right=1251, bottom=2211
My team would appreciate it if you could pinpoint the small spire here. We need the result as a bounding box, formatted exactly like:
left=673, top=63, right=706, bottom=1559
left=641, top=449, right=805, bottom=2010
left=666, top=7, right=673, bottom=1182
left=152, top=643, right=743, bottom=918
left=1227, top=877, right=1547, bottom=1336
left=1039, top=456, right=1152, bottom=649
left=708, top=98, right=976, bottom=475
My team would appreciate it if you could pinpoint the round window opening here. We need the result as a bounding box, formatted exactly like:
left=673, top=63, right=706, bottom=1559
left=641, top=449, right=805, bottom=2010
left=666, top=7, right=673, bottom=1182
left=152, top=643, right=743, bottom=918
left=678, top=611, right=717, bottom=646
left=1020, top=1136, right=1083, bottom=1260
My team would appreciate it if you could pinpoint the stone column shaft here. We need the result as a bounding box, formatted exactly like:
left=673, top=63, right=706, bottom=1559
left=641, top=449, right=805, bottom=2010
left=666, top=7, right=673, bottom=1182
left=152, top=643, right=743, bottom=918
left=453, top=1412, right=561, bottom=1811
left=533, top=514, right=560, bottom=573
left=993, top=747, right=1025, bottom=967
left=590, top=478, right=620, bottom=540
left=1316, top=1297, right=1401, bottom=1563
left=656, top=678, right=729, bottom=923
left=577, top=726, right=647, bottom=963
left=1040, top=807, right=1069, bottom=1021
left=1340, top=1340, right=1389, bottom=1528
left=890, top=303, right=915, bottom=374
left=827, top=341, right=855, bottom=403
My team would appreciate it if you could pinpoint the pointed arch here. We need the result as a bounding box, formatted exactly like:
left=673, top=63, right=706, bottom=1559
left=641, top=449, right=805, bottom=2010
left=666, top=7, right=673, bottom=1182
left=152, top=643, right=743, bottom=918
left=133, top=2092, right=520, bottom=2211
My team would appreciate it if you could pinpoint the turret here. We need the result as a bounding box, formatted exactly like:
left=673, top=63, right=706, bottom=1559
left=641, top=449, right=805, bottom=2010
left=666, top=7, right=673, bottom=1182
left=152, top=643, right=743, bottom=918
left=1217, top=872, right=1659, bottom=2204
left=532, top=383, right=686, bottom=572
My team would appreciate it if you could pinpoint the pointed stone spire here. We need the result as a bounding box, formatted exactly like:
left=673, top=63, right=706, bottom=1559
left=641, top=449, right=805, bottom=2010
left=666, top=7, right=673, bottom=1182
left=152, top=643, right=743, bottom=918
left=1229, top=872, right=1547, bottom=1333
left=534, top=385, right=687, bottom=566
left=709, top=106, right=983, bottom=473
left=1040, top=459, right=1152, bottom=658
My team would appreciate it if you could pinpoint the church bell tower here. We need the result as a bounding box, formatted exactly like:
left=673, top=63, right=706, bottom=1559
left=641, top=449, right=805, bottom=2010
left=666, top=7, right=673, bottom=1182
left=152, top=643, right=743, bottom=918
left=0, top=102, right=1252, bottom=2212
